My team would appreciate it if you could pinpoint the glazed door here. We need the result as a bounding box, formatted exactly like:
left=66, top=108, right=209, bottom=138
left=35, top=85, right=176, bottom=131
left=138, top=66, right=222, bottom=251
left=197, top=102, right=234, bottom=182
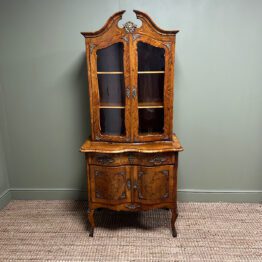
left=90, top=39, right=131, bottom=142
left=131, top=36, right=174, bottom=142
left=133, top=165, right=174, bottom=204
left=90, top=166, right=131, bottom=204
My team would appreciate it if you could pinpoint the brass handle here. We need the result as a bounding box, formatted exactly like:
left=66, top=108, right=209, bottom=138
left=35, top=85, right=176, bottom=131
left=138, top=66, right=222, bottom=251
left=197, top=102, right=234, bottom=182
left=128, top=154, right=136, bottom=164
left=125, top=204, right=141, bottom=210
left=126, top=87, right=130, bottom=98
left=127, top=179, right=131, bottom=190
left=149, top=157, right=167, bottom=165
left=95, top=156, right=114, bottom=165
left=132, top=88, right=136, bottom=98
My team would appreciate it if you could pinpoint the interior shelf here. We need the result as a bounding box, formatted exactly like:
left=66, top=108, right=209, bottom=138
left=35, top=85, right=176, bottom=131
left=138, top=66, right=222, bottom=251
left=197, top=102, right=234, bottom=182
left=97, top=71, right=164, bottom=75
left=138, top=102, right=163, bottom=108
left=138, top=71, right=164, bottom=74
left=97, top=72, right=123, bottom=74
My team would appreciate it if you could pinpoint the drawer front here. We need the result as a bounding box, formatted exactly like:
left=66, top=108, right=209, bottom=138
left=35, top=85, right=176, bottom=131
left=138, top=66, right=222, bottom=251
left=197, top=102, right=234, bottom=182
left=89, top=152, right=175, bottom=166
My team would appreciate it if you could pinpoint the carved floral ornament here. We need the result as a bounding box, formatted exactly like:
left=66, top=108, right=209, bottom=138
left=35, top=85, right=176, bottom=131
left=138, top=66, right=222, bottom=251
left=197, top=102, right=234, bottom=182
left=123, top=21, right=137, bottom=33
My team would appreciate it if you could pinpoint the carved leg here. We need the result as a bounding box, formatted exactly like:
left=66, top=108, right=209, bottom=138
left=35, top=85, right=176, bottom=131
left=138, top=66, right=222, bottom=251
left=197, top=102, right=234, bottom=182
left=87, top=209, right=95, bottom=237
left=171, top=208, right=178, bottom=237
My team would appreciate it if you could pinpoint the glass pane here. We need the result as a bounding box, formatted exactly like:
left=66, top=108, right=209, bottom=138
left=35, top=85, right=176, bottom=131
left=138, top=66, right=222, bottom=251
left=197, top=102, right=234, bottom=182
left=139, top=108, right=164, bottom=134
left=138, top=42, right=165, bottom=71
left=98, top=74, right=125, bottom=106
left=100, top=109, right=125, bottom=135
left=137, top=42, right=165, bottom=135
left=138, top=74, right=164, bottom=104
left=97, top=43, right=124, bottom=72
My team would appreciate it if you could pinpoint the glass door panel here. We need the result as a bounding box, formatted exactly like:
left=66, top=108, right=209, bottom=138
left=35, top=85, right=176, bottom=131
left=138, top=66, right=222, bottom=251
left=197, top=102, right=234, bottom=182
left=96, top=42, right=126, bottom=137
left=100, top=108, right=125, bottom=135
left=139, top=108, right=164, bottom=134
left=137, top=42, right=165, bottom=135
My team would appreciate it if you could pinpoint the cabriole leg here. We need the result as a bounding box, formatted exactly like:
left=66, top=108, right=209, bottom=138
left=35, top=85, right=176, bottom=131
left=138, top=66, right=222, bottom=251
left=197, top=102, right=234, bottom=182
left=171, top=207, right=178, bottom=237
left=87, top=209, right=95, bottom=237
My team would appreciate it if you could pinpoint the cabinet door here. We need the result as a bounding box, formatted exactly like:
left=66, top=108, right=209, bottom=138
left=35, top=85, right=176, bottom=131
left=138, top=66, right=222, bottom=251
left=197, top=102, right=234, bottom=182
left=131, top=35, right=174, bottom=142
left=90, top=166, right=131, bottom=204
left=90, top=38, right=132, bottom=142
left=134, top=165, right=174, bottom=204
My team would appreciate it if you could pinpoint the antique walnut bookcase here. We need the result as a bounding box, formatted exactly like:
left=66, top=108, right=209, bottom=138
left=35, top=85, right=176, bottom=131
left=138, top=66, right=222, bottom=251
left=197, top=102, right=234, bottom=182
left=80, top=10, right=183, bottom=237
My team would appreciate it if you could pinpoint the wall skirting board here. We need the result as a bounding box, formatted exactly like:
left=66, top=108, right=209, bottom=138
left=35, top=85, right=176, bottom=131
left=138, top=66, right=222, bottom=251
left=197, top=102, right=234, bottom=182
left=0, top=189, right=12, bottom=209
left=0, top=188, right=261, bottom=209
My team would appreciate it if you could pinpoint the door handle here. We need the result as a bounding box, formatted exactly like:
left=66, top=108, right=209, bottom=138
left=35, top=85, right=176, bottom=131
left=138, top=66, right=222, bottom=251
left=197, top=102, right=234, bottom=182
left=126, top=87, right=130, bottom=98
left=132, top=87, right=136, bottom=98
left=126, top=179, right=131, bottom=190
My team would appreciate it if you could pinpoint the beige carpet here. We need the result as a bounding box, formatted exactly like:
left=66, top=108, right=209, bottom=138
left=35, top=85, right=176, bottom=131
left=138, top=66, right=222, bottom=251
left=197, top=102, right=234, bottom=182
left=0, top=201, right=261, bottom=261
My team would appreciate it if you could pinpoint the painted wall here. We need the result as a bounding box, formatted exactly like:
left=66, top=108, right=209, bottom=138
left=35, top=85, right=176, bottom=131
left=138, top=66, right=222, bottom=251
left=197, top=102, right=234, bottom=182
left=0, top=84, right=11, bottom=208
left=0, top=0, right=261, bottom=202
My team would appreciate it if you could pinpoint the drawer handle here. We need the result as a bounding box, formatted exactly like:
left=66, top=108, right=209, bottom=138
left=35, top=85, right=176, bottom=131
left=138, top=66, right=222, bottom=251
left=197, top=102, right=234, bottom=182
left=126, top=179, right=131, bottom=190
left=125, top=204, right=141, bottom=210
left=149, top=156, right=167, bottom=165
left=95, top=156, right=114, bottom=165
left=128, top=154, right=136, bottom=164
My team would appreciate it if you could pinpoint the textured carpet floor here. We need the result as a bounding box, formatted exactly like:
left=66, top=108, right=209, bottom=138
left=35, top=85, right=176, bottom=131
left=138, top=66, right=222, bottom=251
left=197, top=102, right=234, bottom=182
left=0, top=201, right=261, bottom=261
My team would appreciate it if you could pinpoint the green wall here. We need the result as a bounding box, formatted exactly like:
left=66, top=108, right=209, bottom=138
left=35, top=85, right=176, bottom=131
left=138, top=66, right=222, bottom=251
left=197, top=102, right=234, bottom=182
left=0, top=0, right=261, bottom=205
left=0, top=84, right=11, bottom=208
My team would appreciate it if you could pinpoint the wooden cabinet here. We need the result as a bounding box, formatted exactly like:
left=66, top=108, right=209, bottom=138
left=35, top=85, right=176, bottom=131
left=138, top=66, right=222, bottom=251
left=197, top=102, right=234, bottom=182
left=80, top=10, right=183, bottom=237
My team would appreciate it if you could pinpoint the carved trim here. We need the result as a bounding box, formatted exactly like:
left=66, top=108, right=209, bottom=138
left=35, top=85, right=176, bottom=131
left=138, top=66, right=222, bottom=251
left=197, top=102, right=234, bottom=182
left=90, top=43, right=96, bottom=54
left=95, top=190, right=102, bottom=199
left=122, top=35, right=129, bottom=43
left=161, top=170, right=169, bottom=176
left=161, top=192, right=169, bottom=199
left=119, top=191, right=126, bottom=200
left=132, top=34, right=140, bottom=41
left=95, top=171, right=102, bottom=177
left=163, top=42, right=171, bottom=50
left=138, top=171, right=144, bottom=178
left=123, top=21, right=137, bottom=33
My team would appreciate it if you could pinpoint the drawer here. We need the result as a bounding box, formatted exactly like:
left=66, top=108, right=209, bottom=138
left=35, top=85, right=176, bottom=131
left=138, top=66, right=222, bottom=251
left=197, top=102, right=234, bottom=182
left=88, top=152, right=175, bottom=166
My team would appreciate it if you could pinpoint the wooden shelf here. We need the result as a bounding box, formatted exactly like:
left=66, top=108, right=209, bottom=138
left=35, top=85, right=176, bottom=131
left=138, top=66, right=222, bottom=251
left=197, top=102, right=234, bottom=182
left=100, top=104, right=125, bottom=109
left=97, top=72, right=123, bottom=75
left=97, top=71, right=164, bottom=75
left=138, top=71, right=164, bottom=74
left=138, top=102, right=164, bottom=109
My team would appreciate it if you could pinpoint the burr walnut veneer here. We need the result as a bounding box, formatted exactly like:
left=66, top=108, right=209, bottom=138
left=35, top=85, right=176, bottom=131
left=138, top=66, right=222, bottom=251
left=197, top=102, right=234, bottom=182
left=80, top=10, right=183, bottom=237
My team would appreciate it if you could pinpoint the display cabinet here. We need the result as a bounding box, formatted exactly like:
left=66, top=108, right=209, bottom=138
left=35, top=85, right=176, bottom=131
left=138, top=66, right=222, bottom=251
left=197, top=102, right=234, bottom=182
left=80, top=10, right=183, bottom=237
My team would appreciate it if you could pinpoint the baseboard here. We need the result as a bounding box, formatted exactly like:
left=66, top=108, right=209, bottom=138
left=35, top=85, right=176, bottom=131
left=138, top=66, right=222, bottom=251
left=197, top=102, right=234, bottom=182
left=178, top=189, right=262, bottom=203
left=0, top=189, right=12, bottom=209
left=8, top=188, right=262, bottom=203
left=10, top=188, right=87, bottom=200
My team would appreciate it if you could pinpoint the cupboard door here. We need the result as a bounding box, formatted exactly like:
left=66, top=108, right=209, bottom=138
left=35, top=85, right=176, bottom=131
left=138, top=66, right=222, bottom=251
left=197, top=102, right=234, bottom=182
left=90, top=38, right=132, bottom=142
left=90, top=166, right=131, bottom=203
left=131, top=36, right=174, bottom=142
left=134, top=165, right=174, bottom=204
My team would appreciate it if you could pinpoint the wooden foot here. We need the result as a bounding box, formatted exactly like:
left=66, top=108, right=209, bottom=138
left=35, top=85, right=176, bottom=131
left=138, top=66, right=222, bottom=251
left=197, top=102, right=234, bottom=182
left=88, top=209, right=95, bottom=237
left=171, top=208, right=178, bottom=238
left=89, top=227, right=94, bottom=237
